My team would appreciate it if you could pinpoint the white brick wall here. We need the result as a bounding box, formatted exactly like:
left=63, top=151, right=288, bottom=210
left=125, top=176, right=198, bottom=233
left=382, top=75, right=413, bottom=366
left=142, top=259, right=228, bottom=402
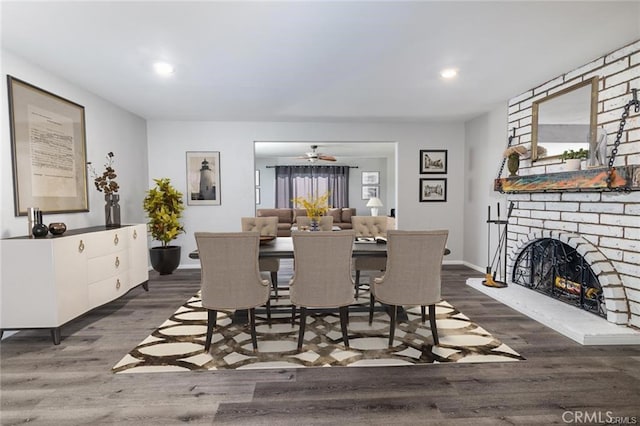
left=505, top=41, right=640, bottom=329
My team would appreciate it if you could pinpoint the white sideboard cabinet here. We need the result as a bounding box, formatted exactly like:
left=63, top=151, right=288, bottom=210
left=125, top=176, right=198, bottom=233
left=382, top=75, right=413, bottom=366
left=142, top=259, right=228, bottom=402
left=1, top=224, right=149, bottom=344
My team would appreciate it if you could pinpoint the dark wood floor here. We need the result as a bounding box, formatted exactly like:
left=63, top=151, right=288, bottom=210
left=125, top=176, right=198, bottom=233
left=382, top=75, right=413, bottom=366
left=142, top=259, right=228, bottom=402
left=2, top=264, right=640, bottom=425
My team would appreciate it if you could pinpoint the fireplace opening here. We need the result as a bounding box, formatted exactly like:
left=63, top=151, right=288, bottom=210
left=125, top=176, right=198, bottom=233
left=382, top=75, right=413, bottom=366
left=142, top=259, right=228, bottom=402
left=512, top=238, right=605, bottom=318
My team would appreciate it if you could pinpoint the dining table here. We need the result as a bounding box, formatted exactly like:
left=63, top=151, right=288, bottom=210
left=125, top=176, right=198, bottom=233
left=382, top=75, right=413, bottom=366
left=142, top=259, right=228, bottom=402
left=189, top=236, right=449, bottom=260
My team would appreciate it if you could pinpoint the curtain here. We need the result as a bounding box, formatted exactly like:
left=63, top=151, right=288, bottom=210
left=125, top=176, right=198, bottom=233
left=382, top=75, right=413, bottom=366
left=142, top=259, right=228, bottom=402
left=275, top=165, right=349, bottom=208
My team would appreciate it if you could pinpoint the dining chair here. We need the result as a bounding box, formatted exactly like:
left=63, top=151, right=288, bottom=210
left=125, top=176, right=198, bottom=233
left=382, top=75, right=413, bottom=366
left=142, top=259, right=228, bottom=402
left=289, top=230, right=355, bottom=351
left=369, top=229, right=449, bottom=347
left=241, top=216, right=280, bottom=298
left=195, top=232, right=271, bottom=352
left=351, top=216, right=388, bottom=297
left=295, top=215, right=334, bottom=231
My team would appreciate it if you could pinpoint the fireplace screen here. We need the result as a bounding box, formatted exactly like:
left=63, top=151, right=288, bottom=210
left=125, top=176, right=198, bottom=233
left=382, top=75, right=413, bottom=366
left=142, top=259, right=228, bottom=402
left=512, top=238, right=605, bottom=318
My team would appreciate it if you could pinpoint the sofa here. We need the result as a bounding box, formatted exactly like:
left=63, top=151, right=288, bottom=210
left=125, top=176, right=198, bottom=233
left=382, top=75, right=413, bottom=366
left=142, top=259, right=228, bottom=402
left=256, top=208, right=356, bottom=236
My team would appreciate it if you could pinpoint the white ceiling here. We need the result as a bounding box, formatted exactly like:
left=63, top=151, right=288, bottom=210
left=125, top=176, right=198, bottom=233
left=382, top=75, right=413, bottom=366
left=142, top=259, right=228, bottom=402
left=254, top=141, right=396, bottom=160
left=2, top=2, right=639, bottom=132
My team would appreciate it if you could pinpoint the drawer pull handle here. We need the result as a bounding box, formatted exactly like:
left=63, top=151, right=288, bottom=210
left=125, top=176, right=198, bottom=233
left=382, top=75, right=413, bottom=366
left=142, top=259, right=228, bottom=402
left=115, top=256, right=120, bottom=268
left=133, top=229, right=138, bottom=239
left=116, top=279, right=121, bottom=290
left=78, top=240, right=85, bottom=253
left=114, top=234, right=119, bottom=245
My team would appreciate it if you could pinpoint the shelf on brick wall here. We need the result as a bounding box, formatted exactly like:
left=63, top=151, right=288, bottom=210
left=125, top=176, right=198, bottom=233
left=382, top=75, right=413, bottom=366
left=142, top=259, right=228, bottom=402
left=494, top=165, right=638, bottom=193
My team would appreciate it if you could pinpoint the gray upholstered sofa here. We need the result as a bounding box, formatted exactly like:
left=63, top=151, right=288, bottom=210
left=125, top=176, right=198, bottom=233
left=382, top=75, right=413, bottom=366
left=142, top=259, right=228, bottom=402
left=256, top=208, right=356, bottom=236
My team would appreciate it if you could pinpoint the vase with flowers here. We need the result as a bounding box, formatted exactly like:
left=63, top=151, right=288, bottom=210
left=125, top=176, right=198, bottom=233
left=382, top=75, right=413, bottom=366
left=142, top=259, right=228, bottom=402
left=88, top=152, right=121, bottom=227
left=502, top=145, right=528, bottom=177
left=293, top=191, right=330, bottom=231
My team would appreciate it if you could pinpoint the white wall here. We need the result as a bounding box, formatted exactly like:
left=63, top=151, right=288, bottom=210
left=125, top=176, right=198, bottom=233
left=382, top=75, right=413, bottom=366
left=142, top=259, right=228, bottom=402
left=146, top=121, right=465, bottom=267
left=463, top=105, right=510, bottom=273
left=1, top=50, right=149, bottom=238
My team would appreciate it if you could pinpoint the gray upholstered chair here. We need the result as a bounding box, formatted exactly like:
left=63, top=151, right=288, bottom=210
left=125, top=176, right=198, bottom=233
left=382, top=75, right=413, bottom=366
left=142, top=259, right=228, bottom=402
left=369, top=229, right=449, bottom=347
left=289, top=230, right=355, bottom=351
left=195, top=232, right=271, bottom=352
left=241, top=217, right=280, bottom=298
left=295, top=215, right=334, bottom=231
left=369, top=230, right=449, bottom=347
left=351, top=216, right=388, bottom=297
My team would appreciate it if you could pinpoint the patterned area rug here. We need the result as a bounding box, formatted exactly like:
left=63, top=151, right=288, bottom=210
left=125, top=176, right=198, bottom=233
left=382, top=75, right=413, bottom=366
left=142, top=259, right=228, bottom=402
left=113, top=286, right=523, bottom=373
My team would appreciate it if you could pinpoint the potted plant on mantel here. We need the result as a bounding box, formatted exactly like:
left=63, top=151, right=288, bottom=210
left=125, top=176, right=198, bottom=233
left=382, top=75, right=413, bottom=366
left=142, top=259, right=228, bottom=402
left=561, top=148, right=589, bottom=171
left=143, top=178, right=185, bottom=275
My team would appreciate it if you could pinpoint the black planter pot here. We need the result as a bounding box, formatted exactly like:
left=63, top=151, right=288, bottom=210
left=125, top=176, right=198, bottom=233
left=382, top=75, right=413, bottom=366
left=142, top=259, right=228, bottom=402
left=149, top=246, right=181, bottom=275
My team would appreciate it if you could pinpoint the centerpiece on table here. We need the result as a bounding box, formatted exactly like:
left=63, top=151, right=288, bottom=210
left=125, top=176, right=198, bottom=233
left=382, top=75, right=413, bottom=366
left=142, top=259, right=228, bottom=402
left=87, top=151, right=121, bottom=227
left=293, top=191, right=330, bottom=231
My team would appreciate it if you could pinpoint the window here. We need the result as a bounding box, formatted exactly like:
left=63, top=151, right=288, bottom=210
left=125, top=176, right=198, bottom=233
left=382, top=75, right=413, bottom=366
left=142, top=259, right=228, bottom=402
left=275, top=165, right=349, bottom=208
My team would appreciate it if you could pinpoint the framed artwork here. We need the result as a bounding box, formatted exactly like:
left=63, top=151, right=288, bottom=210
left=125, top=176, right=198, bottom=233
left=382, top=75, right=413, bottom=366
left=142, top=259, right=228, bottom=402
left=419, top=178, right=447, bottom=202
left=186, top=151, right=221, bottom=205
left=255, top=170, right=260, bottom=186
left=362, top=185, right=379, bottom=200
left=420, top=149, right=448, bottom=174
left=361, top=171, right=379, bottom=185
left=256, top=188, right=261, bottom=204
left=7, top=76, right=89, bottom=215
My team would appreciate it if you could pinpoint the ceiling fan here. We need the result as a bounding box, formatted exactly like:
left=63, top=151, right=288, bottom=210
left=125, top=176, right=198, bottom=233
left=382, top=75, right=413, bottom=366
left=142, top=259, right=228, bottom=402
left=297, top=145, right=337, bottom=163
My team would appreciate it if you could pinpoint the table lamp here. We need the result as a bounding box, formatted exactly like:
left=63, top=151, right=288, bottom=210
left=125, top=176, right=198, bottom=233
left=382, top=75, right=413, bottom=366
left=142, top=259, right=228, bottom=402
left=366, top=197, right=383, bottom=216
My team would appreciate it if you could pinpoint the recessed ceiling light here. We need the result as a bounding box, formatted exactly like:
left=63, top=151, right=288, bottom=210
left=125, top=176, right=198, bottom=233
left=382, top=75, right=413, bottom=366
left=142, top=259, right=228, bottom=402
left=153, top=62, right=174, bottom=76
left=440, top=68, right=458, bottom=79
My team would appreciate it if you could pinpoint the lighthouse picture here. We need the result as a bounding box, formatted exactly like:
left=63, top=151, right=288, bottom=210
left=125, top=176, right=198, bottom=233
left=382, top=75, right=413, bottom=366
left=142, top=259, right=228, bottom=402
left=186, top=151, right=221, bottom=205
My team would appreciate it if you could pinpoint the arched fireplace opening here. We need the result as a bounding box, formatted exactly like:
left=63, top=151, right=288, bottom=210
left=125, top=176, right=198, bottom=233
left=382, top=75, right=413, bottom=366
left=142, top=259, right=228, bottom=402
left=512, top=238, right=605, bottom=318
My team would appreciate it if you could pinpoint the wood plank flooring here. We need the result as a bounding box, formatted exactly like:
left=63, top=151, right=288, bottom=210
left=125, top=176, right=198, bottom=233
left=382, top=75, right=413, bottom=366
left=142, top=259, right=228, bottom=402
left=2, top=264, right=640, bottom=425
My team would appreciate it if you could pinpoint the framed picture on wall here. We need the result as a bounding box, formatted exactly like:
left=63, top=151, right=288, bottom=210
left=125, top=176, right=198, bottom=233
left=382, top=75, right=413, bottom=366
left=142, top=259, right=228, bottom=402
left=419, top=178, right=447, bottom=202
left=7, top=76, right=89, bottom=215
left=186, top=151, right=221, bottom=205
left=256, top=188, right=261, bottom=205
left=255, top=170, right=260, bottom=186
left=361, top=171, right=379, bottom=185
left=420, top=149, right=448, bottom=174
left=362, top=185, right=379, bottom=200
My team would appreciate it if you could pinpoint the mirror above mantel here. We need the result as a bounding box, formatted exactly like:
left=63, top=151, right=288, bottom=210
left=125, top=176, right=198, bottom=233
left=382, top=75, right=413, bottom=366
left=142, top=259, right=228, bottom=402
left=531, top=76, right=598, bottom=161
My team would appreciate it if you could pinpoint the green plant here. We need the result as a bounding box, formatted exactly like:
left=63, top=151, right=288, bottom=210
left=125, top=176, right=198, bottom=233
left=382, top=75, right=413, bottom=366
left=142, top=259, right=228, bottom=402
left=561, top=148, right=589, bottom=161
left=143, top=178, right=185, bottom=246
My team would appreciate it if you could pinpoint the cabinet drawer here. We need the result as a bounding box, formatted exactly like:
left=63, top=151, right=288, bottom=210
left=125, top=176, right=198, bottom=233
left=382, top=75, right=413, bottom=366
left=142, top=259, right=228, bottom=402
left=87, top=249, right=129, bottom=284
left=84, top=229, right=129, bottom=258
left=88, top=272, right=130, bottom=308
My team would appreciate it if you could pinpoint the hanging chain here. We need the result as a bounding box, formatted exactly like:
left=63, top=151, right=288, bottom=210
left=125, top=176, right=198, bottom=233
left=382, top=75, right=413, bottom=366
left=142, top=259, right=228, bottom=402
left=606, top=89, right=639, bottom=192
left=497, top=128, right=516, bottom=182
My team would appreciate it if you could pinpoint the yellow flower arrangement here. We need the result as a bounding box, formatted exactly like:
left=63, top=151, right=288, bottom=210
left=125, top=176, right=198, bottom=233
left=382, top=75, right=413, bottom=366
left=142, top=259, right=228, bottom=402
left=293, top=191, right=330, bottom=220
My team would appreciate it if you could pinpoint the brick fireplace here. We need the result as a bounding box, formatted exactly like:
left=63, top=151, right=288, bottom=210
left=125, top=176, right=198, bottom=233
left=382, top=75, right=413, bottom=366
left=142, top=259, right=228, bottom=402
left=494, top=41, right=640, bottom=333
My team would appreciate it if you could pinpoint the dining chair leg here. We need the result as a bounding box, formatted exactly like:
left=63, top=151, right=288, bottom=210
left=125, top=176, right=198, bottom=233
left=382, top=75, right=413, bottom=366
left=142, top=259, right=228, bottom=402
left=339, top=306, right=350, bottom=348
left=429, top=304, right=439, bottom=346
left=388, top=305, right=397, bottom=348
left=421, top=305, right=426, bottom=323
left=297, top=307, right=307, bottom=352
left=368, top=292, right=375, bottom=325
left=355, top=270, right=361, bottom=298
left=249, top=308, right=258, bottom=351
left=270, top=271, right=278, bottom=299
left=266, top=299, right=272, bottom=328
left=205, top=309, right=217, bottom=351
left=291, top=306, right=296, bottom=327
